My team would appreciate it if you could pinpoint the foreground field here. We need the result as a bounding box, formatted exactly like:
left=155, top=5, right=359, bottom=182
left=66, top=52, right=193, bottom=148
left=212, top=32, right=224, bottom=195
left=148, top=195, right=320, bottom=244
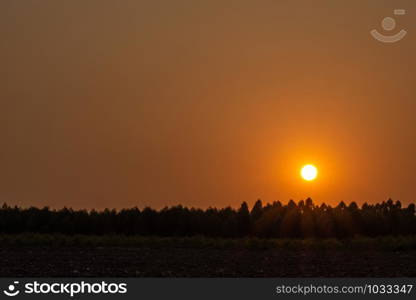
left=0, top=235, right=415, bottom=277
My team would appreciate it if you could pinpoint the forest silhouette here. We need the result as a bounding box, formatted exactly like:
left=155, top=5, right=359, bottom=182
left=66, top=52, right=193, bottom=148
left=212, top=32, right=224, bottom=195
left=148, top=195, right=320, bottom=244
left=0, top=199, right=415, bottom=238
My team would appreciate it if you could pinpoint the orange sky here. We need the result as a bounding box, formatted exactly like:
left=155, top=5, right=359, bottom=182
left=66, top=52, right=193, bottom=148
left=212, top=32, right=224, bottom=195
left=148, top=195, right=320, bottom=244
left=1, top=0, right=415, bottom=209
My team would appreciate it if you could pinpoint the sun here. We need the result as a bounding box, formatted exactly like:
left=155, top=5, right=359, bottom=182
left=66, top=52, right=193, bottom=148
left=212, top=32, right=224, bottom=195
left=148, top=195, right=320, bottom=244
left=300, top=164, right=318, bottom=181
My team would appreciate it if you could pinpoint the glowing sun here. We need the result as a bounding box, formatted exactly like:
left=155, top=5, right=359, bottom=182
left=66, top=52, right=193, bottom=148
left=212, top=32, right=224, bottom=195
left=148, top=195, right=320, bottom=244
left=300, top=164, right=318, bottom=181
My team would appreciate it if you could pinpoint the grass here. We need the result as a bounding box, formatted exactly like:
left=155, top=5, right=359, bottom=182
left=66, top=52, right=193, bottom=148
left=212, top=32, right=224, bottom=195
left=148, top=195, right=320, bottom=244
left=0, top=234, right=416, bottom=251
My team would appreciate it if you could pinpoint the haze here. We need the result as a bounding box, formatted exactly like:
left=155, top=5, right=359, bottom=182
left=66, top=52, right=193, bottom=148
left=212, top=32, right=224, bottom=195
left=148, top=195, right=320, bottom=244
left=1, top=0, right=415, bottom=209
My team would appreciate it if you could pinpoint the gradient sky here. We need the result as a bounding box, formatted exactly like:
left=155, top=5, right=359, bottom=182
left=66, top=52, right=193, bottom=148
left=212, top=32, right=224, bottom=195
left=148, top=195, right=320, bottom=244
left=1, top=0, right=415, bottom=209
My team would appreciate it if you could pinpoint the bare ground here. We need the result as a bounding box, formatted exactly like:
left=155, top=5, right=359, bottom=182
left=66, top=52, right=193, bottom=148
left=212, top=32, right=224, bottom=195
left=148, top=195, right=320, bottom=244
left=0, top=247, right=415, bottom=277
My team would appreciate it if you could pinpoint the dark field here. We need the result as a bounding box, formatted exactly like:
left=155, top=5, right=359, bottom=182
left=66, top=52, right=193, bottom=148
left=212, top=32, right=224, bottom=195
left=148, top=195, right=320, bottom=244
left=1, top=247, right=416, bottom=277
left=1, top=235, right=416, bottom=277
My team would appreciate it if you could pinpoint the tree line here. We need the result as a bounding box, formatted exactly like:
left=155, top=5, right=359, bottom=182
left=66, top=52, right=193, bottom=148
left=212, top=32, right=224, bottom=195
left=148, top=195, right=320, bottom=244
left=0, top=199, right=415, bottom=238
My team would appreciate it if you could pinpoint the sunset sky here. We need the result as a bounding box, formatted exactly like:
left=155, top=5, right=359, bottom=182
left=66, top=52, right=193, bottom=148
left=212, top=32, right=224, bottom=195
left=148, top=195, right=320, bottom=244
left=1, top=0, right=415, bottom=209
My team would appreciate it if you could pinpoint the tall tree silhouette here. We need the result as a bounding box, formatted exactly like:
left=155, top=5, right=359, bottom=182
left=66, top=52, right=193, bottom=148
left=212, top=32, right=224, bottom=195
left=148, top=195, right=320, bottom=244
left=0, top=199, right=415, bottom=238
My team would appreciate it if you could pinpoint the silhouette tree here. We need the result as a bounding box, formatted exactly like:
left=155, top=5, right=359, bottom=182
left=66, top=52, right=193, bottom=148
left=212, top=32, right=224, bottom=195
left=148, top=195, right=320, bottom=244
left=237, top=202, right=250, bottom=236
left=0, top=199, right=414, bottom=238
